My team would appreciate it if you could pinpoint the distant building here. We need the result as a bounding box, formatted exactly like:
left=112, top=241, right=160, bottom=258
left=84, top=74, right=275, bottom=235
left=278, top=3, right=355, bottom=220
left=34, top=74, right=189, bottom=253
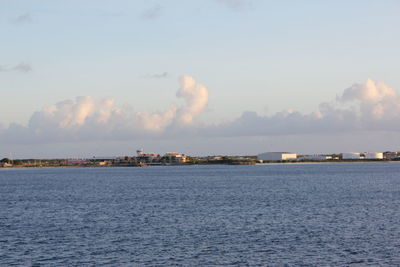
left=163, top=152, right=187, bottom=163
left=257, top=152, right=297, bottom=162
left=0, top=162, right=12, bottom=167
left=136, top=153, right=159, bottom=163
left=300, top=155, right=332, bottom=161
left=364, top=152, right=383, bottom=160
left=136, top=149, right=160, bottom=163
left=341, top=152, right=361, bottom=160
left=383, top=151, right=399, bottom=160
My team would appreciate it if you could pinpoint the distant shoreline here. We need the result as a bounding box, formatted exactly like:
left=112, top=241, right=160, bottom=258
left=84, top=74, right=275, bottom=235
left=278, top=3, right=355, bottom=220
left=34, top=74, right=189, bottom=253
left=1, top=160, right=398, bottom=170
left=255, top=160, right=399, bottom=165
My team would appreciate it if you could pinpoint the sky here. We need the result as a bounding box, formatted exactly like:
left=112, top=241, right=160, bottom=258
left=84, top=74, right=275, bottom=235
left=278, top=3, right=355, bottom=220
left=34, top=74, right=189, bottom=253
left=1, top=0, right=400, bottom=158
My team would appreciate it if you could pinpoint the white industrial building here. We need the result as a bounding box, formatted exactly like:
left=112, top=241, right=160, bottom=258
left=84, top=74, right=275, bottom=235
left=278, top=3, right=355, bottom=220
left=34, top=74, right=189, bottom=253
left=300, top=155, right=332, bottom=161
left=341, top=152, right=361, bottom=160
left=364, top=152, right=383, bottom=160
left=258, top=152, right=297, bottom=162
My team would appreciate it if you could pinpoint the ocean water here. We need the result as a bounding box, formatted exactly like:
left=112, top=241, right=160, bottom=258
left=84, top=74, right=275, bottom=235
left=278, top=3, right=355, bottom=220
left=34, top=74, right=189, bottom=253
left=1, top=163, right=400, bottom=266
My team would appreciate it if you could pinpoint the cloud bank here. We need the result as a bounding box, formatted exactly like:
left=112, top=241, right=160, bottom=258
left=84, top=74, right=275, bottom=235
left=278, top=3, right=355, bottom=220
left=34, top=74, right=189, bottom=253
left=0, top=75, right=208, bottom=144
left=207, top=79, right=400, bottom=137
left=1, top=77, right=400, bottom=145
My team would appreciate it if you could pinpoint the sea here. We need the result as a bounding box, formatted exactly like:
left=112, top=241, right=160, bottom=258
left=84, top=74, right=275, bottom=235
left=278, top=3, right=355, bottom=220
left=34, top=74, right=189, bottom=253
left=1, top=163, right=400, bottom=266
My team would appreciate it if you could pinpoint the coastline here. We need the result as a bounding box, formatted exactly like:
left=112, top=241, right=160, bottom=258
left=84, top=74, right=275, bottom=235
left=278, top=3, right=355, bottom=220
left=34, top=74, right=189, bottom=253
left=1, top=160, right=398, bottom=170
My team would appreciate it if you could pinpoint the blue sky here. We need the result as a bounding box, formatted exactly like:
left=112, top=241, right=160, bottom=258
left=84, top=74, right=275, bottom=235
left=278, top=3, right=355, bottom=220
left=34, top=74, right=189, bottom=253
left=1, top=0, right=400, bottom=157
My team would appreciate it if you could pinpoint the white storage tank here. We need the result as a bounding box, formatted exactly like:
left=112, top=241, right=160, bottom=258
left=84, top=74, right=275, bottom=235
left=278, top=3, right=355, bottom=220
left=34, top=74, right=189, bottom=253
left=342, top=152, right=360, bottom=160
left=365, top=152, right=383, bottom=160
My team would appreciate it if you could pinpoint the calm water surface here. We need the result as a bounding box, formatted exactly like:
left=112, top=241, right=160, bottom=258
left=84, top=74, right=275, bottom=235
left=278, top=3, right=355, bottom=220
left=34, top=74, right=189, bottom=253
left=1, top=163, right=400, bottom=266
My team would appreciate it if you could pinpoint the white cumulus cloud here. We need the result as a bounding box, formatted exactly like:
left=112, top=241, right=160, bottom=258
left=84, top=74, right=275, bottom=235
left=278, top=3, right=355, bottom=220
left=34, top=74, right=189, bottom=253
left=0, top=75, right=209, bottom=144
left=176, top=75, right=209, bottom=125
left=339, top=78, right=400, bottom=122
left=205, top=78, right=400, bottom=136
left=2, top=77, right=400, bottom=146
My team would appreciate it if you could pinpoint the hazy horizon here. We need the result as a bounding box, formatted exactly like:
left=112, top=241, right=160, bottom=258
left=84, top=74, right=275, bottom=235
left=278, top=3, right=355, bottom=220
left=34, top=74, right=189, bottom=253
left=2, top=0, right=400, bottom=158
